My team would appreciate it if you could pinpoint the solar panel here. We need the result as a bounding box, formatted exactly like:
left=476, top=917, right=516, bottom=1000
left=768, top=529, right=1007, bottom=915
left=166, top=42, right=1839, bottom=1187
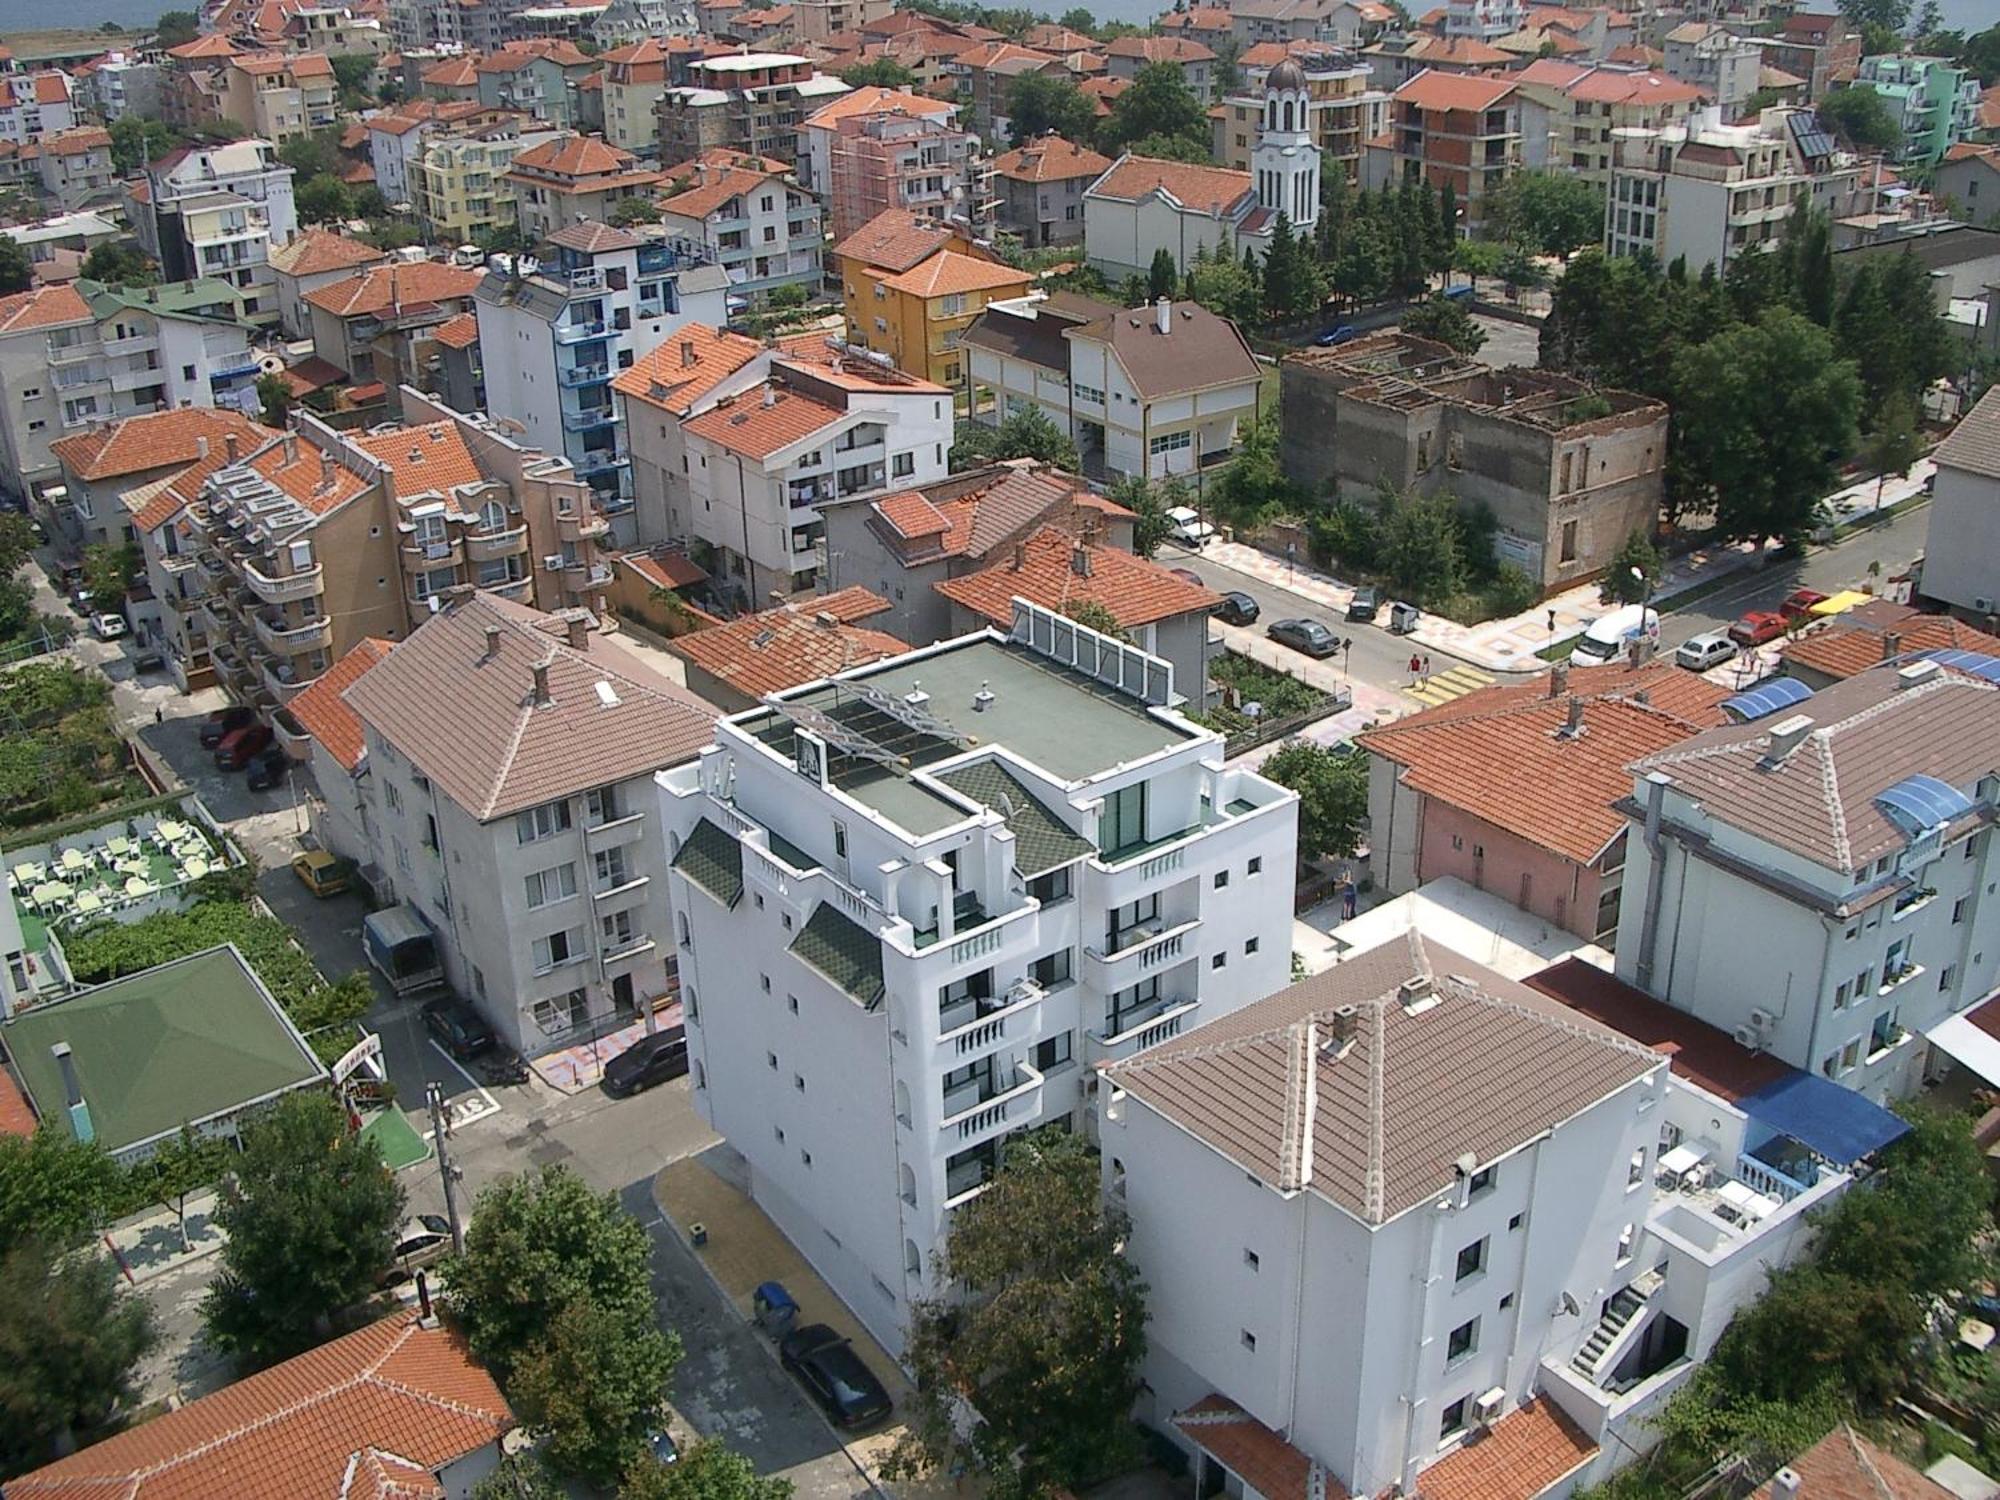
left=1721, top=676, right=1814, bottom=723
left=1876, top=773, right=1975, bottom=835
left=1788, top=111, right=1836, bottom=162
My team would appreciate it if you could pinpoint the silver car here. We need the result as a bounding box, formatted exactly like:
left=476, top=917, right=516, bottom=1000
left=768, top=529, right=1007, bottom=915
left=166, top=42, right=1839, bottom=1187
left=1674, top=630, right=1738, bottom=671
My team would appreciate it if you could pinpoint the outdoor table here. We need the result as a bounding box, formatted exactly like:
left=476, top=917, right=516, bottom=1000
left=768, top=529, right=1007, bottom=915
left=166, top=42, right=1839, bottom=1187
left=12, top=862, right=42, bottom=887
left=106, top=836, right=131, bottom=858
left=73, top=891, right=103, bottom=915
left=1658, top=1143, right=1707, bottom=1178
left=59, top=849, right=87, bottom=874
left=181, top=857, right=210, bottom=881
left=155, top=820, right=188, bottom=845
left=30, top=882, right=65, bottom=906
left=124, top=877, right=155, bottom=899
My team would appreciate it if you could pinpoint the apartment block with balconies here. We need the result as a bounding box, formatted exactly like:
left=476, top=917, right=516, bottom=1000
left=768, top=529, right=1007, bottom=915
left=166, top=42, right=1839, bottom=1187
left=659, top=601, right=1298, bottom=1356
left=129, top=142, right=299, bottom=330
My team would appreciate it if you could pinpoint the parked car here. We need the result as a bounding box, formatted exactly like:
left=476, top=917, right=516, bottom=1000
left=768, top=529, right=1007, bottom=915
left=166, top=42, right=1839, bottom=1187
left=1314, top=325, right=1358, bottom=347
left=1443, top=284, right=1476, bottom=303
left=647, top=1423, right=681, bottom=1466
left=1779, top=588, right=1828, bottom=623
left=90, top=613, right=126, bottom=640
left=1169, top=567, right=1204, bottom=587
left=778, top=1325, right=893, bottom=1428
left=602, top=1027, right=690, bottom=1098
left=1728, top=611, right=1787, bottom=647
left=380, top=1215, right=453, bottom=1284
left=214, top=723, right=274, bottom=769
left=1164, top=506, right=1215, bottom=547
left=1674, top=631, right=1738, bottom=671
left=290, top=850, right=354, bottom=898
left=199, top=706, right=256, bottom=748
left=245, top=746, right=290, bottom=791
left=1346, top=586, right=1380, bottom=622
left=1267, top=618, right=1341, bottom=658
left=421, top=996, right=495, bottom=1060
left=1215, top=591, right=1260, bottom=626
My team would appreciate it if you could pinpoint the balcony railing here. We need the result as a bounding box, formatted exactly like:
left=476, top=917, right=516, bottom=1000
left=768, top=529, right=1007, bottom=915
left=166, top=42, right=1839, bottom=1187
left=933, top=980, right=1044, bottom=1066
left=562, top=405, right=620, bottom=433
left=254, top=611, right=331, bottom=655
left=559, top=363, right=611, bottom=388
left=554, top=319, right=608, bottom=344
left=938, top=1064, right=1043, bottom=1151
left=465, top=526, right=528, bottom=562
left=401, top=535, right=463, bottom=567
left=1086, top=998, right=1201, bottom=1067
left=556, top=509, right=610, bottom=542
left=243, top=559, right=324, bottom=604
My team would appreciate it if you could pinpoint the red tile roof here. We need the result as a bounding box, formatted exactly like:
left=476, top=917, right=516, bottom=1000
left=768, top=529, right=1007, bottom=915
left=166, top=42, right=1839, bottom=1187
left=1415, top=1398, right=1598, bottom=1500
left=267, top=227, right=389, bottom=277
left=50, top=409, right=273, bottom=483
left=40, top=128, right=112, bottom=157
left=879, top=249, right=1031, bottom=299
left=302, top=261, right=483, bottom=317
left=241, top=431, right=374, bottom=515
left=475, top=37, right=593, bottom=70
left=1563, top=66, right=1702, bottom=106
left=802, top=82, right=949, bottom=126
left=612, top=323, right=766, bottom=414
left=508, top=133, right=640, bottom=178
left=431, top=311, right=479, bottom=349
left=1173, top=1395, right=1335, bottom=1500
left=5, top=1312, right=510, bottom=1499
left=935, top=525, right=1221, bottom=630
left=658, top=162, right=788, bottom=221
left=0, top=283, right=93, bottom=335
left=1104, top=34, right=1215, bottom=62
left=0, top=1064, right=36, bottom=1137
left=620, top=548, right=707, bottom=590
left=1087, top=154, right=1252, bottom=209
left=683, top=383, right=847, bottom=460
left=1395, top=68, right=1518, bottom=111
left=1750, top=1427, right=1954, bottom=1500
left=288, top=637, right=393, bottom=770
left=1526, top=957, right=1792, bottom=1104
left=1780, top=614, right=2000, bottom=681
left=421, top=55, right=479, bottom=86
left=670, top=588, right=910, bottom=698
left=992, top=133, right=1112, bottom=183
left=832, top=205, right=977, bottom=272
left=168, top=33, right=239, bottom=58
left=350, top=421, right=487, bottom=497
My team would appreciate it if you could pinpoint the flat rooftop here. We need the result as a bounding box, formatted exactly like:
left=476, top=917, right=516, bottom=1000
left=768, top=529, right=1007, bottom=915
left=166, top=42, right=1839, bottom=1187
left=744, top=635, right=1198, bottom=837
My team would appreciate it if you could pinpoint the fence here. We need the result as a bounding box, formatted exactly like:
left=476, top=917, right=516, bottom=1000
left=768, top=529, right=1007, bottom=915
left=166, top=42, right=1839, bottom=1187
left=1221, top=691, right=1351, bottom=759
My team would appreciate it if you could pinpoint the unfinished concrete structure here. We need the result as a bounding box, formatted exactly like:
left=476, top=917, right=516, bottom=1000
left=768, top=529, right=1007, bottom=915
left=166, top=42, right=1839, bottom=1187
left=1279, top=332, right=1668, bottom=593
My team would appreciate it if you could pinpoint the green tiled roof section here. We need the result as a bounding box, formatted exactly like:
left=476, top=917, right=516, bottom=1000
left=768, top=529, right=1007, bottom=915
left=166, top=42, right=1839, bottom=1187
left=791, top=902, right=885, bottom=1009
left=673, top=817, right=744, bottom=907
left=2, top=945, right=324, bottom=1156
left=80, top=277, right=255, bottom=329
left=936, top=760, right=1094, bottom=876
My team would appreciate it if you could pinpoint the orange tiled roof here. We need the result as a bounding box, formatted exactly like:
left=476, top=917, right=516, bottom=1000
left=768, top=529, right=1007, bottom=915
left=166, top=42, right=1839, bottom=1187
left=233, top=49, right=335, bottom=77
left=620, top=548, right=707, bottom=589
left=1417, top=1399, right=1598, bottom=1500
left=1563, top=66, right=1702, bottom=105
left=935, top=524, right=1221, bottom=630
left=475, top=37, right=593, bottom=70
left=1104, top=34, right=1214, bottom=62
left=267, top=227, right=388, bottom=277
left=879, top=250, right=1031, bottom=299
left=612, top=323, right=765, bottom=414
left=658, top=163, right=786, bottom=221
left=5, top=1312, right=511, bottom=1499
left=288, top=637, right=393, bottom=770
left=350, top=421, right=487, bottom=497
left=51, top=409, right=271, bottom=483
left=0, top=1065, right=34, bottom=1138
left=992, top=133, right=1112, bottom=183
left=431, top=311, right=479, bottom=349
left=670, top=587, right=911, bottom=698
left=302, top=261, right=483, bottom=317
left=420, top=56, right=480, bottom=86
left=1088, top=154, right=1252, bottom=209
left=1780, top=614, right=2000, bottom=681
left=683, top=383, right=847, bottom=460
left=1158, top=5, right=1232, bottom=27
left=802, top=82, right=948, bottom=126
left=1749, top=1427, right=1952, bottom=1500
left=126, top=438, right=253, bottom=533
left=832, top=205, right=972, bottom=272
left=239, top=432, right=374, bottom=515
left=168, top=33, right=239, bottom=58
left=952, top=39, right=1053, bottom=70
left=40, top=127, right=112, bottom=157
left=1173, top=1396, right=1333, bottom=1500
left=1396, top=68, right=1518, bottom=110
left=508, top=133, right=636, bottom=177
left=0, top=283, right=93, bottom=335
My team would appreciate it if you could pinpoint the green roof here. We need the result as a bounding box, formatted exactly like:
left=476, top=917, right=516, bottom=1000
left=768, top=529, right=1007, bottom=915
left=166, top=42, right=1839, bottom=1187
left=673, top=817, right=744, bottom=907
left=936, top=759, right=1094, bottom=876
left=791, top=901, right=884, bottom=1009
left=79, top=276, right=255, bottom=329
left=1, top=945, right=325, bottom=1157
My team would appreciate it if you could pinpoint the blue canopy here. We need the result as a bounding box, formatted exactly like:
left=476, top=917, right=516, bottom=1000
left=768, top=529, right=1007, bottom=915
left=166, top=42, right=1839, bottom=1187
left=1739, top=1071, right=1909, bottom=1165
left=1721, top=677, right=1813, bottom=723
left=1920, top=648, right=2000, bottom=683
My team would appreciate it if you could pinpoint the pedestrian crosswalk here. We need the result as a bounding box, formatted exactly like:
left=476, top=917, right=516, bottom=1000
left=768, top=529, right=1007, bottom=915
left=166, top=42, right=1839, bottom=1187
left=1404, top=665, right=1496, bottom=707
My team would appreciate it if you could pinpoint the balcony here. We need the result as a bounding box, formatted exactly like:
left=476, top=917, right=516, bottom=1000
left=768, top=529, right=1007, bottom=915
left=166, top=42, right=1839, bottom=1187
left=574, top=450, right=625, bottom=477
left=401, top=535, right=463, bottom=568
left=561, top=404, right=620, bottom=433
left=102, top=332, right=158, bottom=357
left=46, top=340, right=98, bottom=366
left=465, top=525, right=528, bottom=562
left=559, top=362, right=611, bottom=388
left=554, top=318, right=608, bottom=345
left=261, top=657, right=312, bottom=702
left=601, top=931, right=656, bottom=965
left=253, top=610, right=330, bottom=655
left=1086, top=998, right=1201, bottom=1067
left=556, top=508, right=610, bottom=542
left=243, top=559, right=324, bottom=604
left=933, top=979, right=1044, bottom=1068
left=1083, top=918, right=1201, bottom=993
left=938, top=1064, right=1043, bottom=1153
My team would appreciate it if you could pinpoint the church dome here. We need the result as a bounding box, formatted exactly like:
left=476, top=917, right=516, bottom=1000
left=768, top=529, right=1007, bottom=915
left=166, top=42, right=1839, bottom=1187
left=1266, top=56, right=1308, bottom=93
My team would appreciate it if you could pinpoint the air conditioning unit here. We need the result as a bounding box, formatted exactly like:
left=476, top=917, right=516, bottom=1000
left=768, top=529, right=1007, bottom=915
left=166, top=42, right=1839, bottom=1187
left=1748, top=1008, right=1775, bottom=1032
left=543, top=554, right=565, bottom=570
left=1732, top=1023, right=1762, bottom=1049
left=1977, top=596, right=1995, bottom=614
left=1472, top=1389, right=1505, bottom=1426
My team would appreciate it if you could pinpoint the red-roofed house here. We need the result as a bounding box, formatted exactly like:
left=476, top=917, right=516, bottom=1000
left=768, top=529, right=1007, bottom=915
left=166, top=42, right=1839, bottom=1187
left=0, top=70, right=79, bottom=146
left=279, top=636, right=393, bottom=855
left=222, top=50, right=339, bottom=142
left=303, top=260, right=484, bottom=413
left=670, top=587, right=911, bottom=707
left=267, top=226, right=392, bottom=339
left=1366, top=70, right=1523, bottom=231
left=1514, top=61, right=1703, bottom=187
left=992, top=133, right=1111, bottom=248
left=799, top=86, right=978, bottom=242
left=503, top=132, right=665, bottom=240
left=833, top=207, right=1031, bottom=386
left=474, top=38, right=600, bottom=129
left=0, top=284, right=98, bottom=507
left=33, top=127, right=114, bottom=211
left=655, top=149, right=825, bottom=296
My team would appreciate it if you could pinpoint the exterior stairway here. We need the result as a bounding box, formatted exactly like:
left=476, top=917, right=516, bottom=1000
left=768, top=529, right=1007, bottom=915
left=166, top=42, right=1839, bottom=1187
left=1571, top=1271, right=1663, bottom=1381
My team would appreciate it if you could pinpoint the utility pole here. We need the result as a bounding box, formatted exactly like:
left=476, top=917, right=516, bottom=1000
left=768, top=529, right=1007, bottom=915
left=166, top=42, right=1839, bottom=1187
left=427, top=1082, right=464, bottom=1254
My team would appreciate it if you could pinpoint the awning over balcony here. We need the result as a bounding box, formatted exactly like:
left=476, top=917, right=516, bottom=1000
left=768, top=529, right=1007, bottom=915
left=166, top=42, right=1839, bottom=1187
left=1737, top=1072, right=1910, bottom=1166
left=1925, top=994, right=2000, bottom=1088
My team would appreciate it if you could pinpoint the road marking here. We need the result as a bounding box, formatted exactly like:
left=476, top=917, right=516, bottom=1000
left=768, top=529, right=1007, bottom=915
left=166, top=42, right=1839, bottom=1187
left=1404, top=666, right=1495, bottom=706
left=426, top=1039, right=502, bottom=1126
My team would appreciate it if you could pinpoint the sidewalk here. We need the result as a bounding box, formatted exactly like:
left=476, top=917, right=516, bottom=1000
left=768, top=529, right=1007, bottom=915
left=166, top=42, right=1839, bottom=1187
left=103, top=1189, right=226, bottom=1285
left=531, top=999, right=684, bottom=1093
left=1210, top=459, right=1934, bottom=674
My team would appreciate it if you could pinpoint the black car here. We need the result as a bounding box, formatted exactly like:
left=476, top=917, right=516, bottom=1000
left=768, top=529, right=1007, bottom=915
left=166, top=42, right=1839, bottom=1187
left=1215, top=591, right=1260, bottom=626
left=1267, top=618, right=1341, bottom=658
left=245, top=747, right=290, bottom=791
left=602, top=1027, right=690, bottom=1098
left=1346, top=586, right=1380, bottom=622
left=779, top=1324, right=893, bottom=1428
left=198, top=706, right=256, bottom=748
left=422, top=996, right=496, bottom=1059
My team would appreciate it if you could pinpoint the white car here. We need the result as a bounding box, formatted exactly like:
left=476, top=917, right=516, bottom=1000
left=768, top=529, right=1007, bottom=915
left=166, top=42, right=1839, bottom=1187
left=1674, top=630, right=1737, bottom=671
left=1164, top=506, right=1215, bottom=547
left=90, top=613, right=127, bottom=640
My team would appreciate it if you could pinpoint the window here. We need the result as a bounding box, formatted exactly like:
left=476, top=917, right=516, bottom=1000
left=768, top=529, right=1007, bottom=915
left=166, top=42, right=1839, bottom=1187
left=531, top=928, right=580, bottom=971
left=1034, top=1031, right=1073, bottom=1071
left=892, top=451, right=915, bottom=477
left=594, top=846, right=631, bottom=890
left=1102, top=782, right=1147, bottom=856
left=832, top=822, right=848, bottom=860
left=1508, top=1213, right=1523, bottom=1230
left=1214, top=870, right=1229, bottom=889
left=1248, top=857, right=1262, bottom=876
left=1244, top=1247, right=1260, bottom=1271
left=1559, top=518, right=1579, bottom=563
left=1499, top=1292, right=1515, bottom=1310
left=1454, top=1237, right=1486, bottom=1282
left=1834, top=979, right=1851, bottom=1009
left=1941, top=963, right=1959, bottom=992
left=1869, top=1009, right=1901, bottom=1055
left=1445, top=1317, right=1478, bottom=1364
left=1240, top=1330, right=1257, bottom=1351
left=794, top=1073, right=806, bottom=1092
left=767, top=1051, right=779, bottom=1070
left=1440, top=1399, right=1469, bottom=1441
left=601, top=909, right=636, bottom=948
left=1212, top=953, right=1227, bottom=970
left=1148, top=430, right=1192, bottom=456
left=1616, top=1223, right=1635, bottom=1263
left=1031, top=948, right=1072, bottom=987
left=524, top=863, right=577, bottom=908
left=1246, top=937, right=1260, bottom=955
left=1954, top=896, right=1969, bottom=924
left=1627, top=1149, right=1646, bottom=1187
left=586, top=786, right=621, bottom=824
left=1467, top=1166, right=1495, bottom=1198
left=761, top=973, right=771, bottom=993
left=1028, top=866, right=1072, bottom=904
left=517, top=800, right=572, bottom=843
left=385, top=781, right=402, bottom=814
left=1841, top=1037, right=1862, bottom=1072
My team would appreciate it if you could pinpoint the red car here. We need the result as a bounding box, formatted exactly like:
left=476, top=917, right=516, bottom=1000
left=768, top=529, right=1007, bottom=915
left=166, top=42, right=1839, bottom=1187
left=1728, top=611, right=1787, bottom=647
left=1779, top=588, right=1828, bottom=624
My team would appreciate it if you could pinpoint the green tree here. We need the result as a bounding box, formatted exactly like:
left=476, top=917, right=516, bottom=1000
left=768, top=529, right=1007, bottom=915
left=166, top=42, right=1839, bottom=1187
left=442, top=1167, right=680, bottom=1484
left=200, top=1091, right=404, bottom=1367
left=256, top=372, right=293, bottom=429
left=1377, top=484, right=1465, bottom=606
left=154, top=8, right=199, bottom=44
left=838, top=57, right=918, bottom=88
left=0, top=1127, right=124, bottom=1255
left=0, top=512, right=40, bottom=576
left=1003, top=74, right=1098, bottom=147
left=1864, top=392, right=1922, bottom=513
left=1259, top=740, right=1369, bottom=862
left=473, top=1454, right=567, bottom=1500
left=950, top=406, right=1079, bottom=471
left=1062, top=598, right=1128, bottom=639
left=80, top=542, right=140, bottom=611
left=79, top=243, right=157, bottom=287
left=331, top=53, right=377, bottom=108
left=108, top=116, right=178, bottom=174
left=1672, top=308, right=1862, bottom=546
left=1837, top=0, right=1910, bottom=35
left=0, top=1240, right=157, bottom=1478
left=0, top=237, right=31, bottom=296
left=1205, top=418, right=1296, bottom=531
left=133, top=1123, right=230, bottom=1253
left=1184, top=239, right=1261, bottom=324
left=609, top=196, right=662, bottom=228
left=1098, top=61, right=1207, bottom=156
left=1602, top=529, right=1663, bottom=605
left=277, top=128, right=342, bottom=181
left=885, top=1128, right=1146, bottom=1500
left=1786, top=200, right=1835, bottom=327
left=1260, top=213, right=1324, bottom=323
left=1834, top=250, right=1952, bottom=412
left=1400, top=293, right=1486, bottom=352
left=295, top=175, right=354, bottom=225
left=1487, top=170, right=1604, bottom=257
left=1147, top=245, right=1177, bottom=300
left=1816, top=84, right=1902, bottom=151
left=1120, top=130, right=1212, bottom=164
left=1106, top=472, right=1171, bottom=556
left=622, top=1442, right=796, bottom=1500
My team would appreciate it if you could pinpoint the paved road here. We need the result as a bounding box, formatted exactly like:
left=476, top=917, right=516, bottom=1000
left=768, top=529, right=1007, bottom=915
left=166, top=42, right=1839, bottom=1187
left=1468, top=313, right=1541, bottom=370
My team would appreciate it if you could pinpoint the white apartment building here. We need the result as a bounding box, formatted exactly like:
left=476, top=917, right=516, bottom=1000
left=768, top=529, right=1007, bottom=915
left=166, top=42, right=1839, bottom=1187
left=475, top=220, right=730, bottom=534
left=660, top=602, right=1299, bottom=1355
left=1109, top=930, right=1905, bottom=1500
left=49, top=280, right=263, bottom=436
left=76, top=53, right=163, bottom=122
left=127, top=141, right=299, bottom=329
left=617, top=331, right=952, bottom=601
left=0, top=284, right=97, bottom=509
left=1660, top=24, right=1762, bottom=112
left=1614, top=658, right=2000, bottom=1103
left=346, top=590, right=719, bottom=1054
left=1917, top=385, right=2000, bottom=622
left=656, top=152, right=826, bottom=300
left=0, top=71, right=78, bottom=147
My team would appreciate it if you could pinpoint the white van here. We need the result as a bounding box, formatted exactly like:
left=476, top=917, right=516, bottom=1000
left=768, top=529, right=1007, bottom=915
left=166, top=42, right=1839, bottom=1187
left=1569, top=604, right=1660, bottom=667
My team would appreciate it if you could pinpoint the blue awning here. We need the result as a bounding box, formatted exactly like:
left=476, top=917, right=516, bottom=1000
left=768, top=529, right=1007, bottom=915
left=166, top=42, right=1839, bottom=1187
left=1739, top=1071, right=1909, bottom=1165
left=1721, top=677, right=1813, bottom=723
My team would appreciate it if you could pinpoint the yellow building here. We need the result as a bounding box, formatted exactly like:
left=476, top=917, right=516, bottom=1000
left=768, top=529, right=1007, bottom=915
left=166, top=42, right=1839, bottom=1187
left=222, top=51, right=339, bottom=143
left=408, top=126, right=529, bottom=245
left=831, top=207, right=1031, bottom=389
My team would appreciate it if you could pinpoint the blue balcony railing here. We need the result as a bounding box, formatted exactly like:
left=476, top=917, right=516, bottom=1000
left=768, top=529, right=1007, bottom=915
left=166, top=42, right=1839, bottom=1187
left=559, top=363, right=610, bottom=388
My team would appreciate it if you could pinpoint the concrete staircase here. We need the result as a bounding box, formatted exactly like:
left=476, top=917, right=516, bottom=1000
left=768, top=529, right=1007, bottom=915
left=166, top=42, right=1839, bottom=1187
left=1571, top=1272, right=1662, bottom=1382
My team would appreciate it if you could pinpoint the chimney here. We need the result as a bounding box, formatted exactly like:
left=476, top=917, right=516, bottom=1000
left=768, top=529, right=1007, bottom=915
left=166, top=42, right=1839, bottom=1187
left=904, top=682, right=928, bottom=707
left=1881, top=629, right=1904, bottom=663
left=225, top=432, right=240, bottom=462
left=680, top=338, right=696, bottom=367
left=1897, top=659, right=1941, bottom=690
left=1071, top=543, right=1091, bottom=578
left=319, top=450, right=337, bottom=490
left=1763, top=713, right=1814, bottom=763
left=195, top=435, right=210, bottom=461
left=483, top=623, right=502, bottom=660
left=1012, top=540, right=1026, bottom=570
left=1548, top=662, right=1568, bottom=698
left=1398, top=975, right=1435, bottom=1011
left=282, top=434, right=299, bottom=467
left=972, top=680, right=994, bottom=711
left=416, top=1269, right=435, bottom=1323
left=1559, top=695, right=1586, bottom=738
left=530, top=658, right=553, bottom=706
left=1322, top=1003, right=1358, bottom=1056
left=814, top=610, right=839, bottom=629
left=51, top=1043, right=93, bottom=1145
left=1772, top=1471, right=1802, bottom=1500
left=761, top=384, right=776, bottom=407
left=1154, top=294, right=1172, bottom=334
left=565, top=614, right=589, bottom=649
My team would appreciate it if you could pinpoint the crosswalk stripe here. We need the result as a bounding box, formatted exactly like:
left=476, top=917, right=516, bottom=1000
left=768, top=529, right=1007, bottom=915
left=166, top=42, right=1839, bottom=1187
left=1401, top=664, right=1498, bottom=707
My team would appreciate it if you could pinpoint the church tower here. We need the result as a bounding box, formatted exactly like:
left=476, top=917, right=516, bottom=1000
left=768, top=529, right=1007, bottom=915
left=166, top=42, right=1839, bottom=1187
left=1251, top=57, right=1320, bottom=233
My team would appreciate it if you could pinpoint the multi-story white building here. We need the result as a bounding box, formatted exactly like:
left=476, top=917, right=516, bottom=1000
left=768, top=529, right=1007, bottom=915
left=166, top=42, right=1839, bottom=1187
left=35, top=127, right=116, bottom=213
left=346, top=590, right=718, bottom=1054
left=474, top=220, right=731, bottom=532
left=126, top=140, right=298, bottom=329
left=1921, top=387, right=2000, bottom=622
left=1660, top=23, right=1762, bottom=112
left=655, top=150, right=825, bottom=301
left=0, top=71, right=78, bottom=148
left=49, top=278, right=264, bottom=435
left=1614, top=657, right=2000, bottom=1103
left=660, top=602, right=1299, bottom=1354
left=74, top=52, right=163, bottom=123
left=0, top=284, right=98, bottom=509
